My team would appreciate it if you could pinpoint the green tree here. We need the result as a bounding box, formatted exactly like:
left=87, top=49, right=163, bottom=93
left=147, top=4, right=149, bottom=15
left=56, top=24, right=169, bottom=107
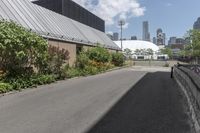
left=160, top=48, right=173, bottom=58
left=146, top=48, right=154, bottom=56
left=134, top=49, right=141, bottom=55
left=186, top=29, right=200, bottom=57
left=0, top=21, right=48, bottom=76
left=124, top=48, right=132, bottom=59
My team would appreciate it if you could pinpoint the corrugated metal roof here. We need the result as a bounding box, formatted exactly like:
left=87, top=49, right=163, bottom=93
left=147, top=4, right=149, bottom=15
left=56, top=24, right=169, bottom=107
left=0, top=0, right=120, bottom=50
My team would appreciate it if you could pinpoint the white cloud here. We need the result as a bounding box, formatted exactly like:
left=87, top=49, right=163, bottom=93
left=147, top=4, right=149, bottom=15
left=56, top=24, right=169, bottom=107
left=72, top=0, right=145, bottom=27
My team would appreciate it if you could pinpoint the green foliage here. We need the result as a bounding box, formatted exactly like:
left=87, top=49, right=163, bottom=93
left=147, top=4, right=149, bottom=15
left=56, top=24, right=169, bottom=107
left=0, top=83, right=12, bottom=93
left=178, top=50, right=186, bottom=57
left=45, top=45, right=70, bottom=76
left=61, top=66, right=81, bottom=78
left=124, top=48, right=132, bottom=59
left=2, top=74, right=56, bottom=91
left=0, top=21, right=124, bottom=93
left=111, top=52, right=124, bottom=66
left=146, top=48, right=154, bottom=55
left=186, top=29, right=200, bottom=57
left=62, top=47, right=124, bottom=78
left=0, top=21, right=48, bottom=76
left=82, top=65, right=99, bottom=75
left=161, top=48, right=173, bottom=58
left=76, top=51, right=89, bottom=69
left=134, top=49, right=141, bottom=55
left=87, top=46, right=111, bottom=63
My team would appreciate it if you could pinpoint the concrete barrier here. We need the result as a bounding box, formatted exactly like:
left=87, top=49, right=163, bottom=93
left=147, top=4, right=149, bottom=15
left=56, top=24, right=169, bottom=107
left=174, top=66, right=200, bottom=107
left=174, top=65, right=200, bottom=132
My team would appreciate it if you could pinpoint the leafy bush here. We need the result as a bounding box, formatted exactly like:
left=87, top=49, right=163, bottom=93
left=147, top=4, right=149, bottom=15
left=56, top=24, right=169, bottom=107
left=0, top=83, right=12, bottom=93
left=45, top=45, right=70, bottom=75
left=82, top=65, right=99, bottom=75
left=66, top=67, right=83, bottom=78
left=35, top=75, right=56, bottom=85
left=73, top=47, right=124, bottom=77
left=0, top=21, right=48, bottom=76
left=2, top=74, right=56, bottom=90
left=87, top=46, right=111, bottom=63
left=111, top=52, right=124, bottom=66
left=76, top=51, right=89, bottom=69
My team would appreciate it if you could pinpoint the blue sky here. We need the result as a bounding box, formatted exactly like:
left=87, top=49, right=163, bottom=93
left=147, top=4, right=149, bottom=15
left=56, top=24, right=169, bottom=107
left=105, top=0, right=200, bottom=40
left=33, top=0, right=200, bottom=41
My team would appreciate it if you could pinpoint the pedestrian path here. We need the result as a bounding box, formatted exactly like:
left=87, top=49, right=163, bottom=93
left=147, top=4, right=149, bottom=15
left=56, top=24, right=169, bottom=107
left=86, top=72, right=193, bottom=133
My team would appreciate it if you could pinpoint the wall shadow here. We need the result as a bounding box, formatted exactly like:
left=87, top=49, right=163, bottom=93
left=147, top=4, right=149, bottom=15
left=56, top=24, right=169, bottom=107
left=85, top=72, right=191, bottom=133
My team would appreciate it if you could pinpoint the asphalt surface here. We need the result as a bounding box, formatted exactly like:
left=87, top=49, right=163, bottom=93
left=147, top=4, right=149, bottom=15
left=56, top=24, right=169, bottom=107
left=0, top=67, right=193, bottom=133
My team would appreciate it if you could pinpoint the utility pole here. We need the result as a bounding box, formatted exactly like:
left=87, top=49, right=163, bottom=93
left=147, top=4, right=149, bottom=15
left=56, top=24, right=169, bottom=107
left=118, top=19, right=125, bottom=51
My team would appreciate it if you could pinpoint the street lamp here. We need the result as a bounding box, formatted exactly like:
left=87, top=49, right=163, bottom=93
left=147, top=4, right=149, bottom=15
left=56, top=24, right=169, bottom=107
left=118, top=19, right=125, bottom=51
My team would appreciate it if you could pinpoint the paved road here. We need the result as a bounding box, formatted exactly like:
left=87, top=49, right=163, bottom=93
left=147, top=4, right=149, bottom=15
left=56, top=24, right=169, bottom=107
left=0, top=67, right=193, bottom=133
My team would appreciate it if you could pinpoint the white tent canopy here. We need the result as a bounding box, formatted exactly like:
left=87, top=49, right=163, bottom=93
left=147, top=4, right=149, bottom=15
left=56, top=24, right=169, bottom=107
left=114, top=40, right=159, bottom=52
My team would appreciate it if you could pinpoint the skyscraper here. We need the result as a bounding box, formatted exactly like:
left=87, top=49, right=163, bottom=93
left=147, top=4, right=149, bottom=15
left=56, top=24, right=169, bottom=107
left=156, top=28, right=165, bottom=45
left=193, top=17, right=200, bottom=30
left=142, top=21, right=150, bottom=41
left=113, top=32, right=119, bottom=41
left=153, top=37, right=157, bottom=44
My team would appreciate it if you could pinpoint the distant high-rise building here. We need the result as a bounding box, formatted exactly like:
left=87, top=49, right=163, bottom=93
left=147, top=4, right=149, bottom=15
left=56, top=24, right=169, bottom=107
left=193, top=17, right=200, bottom=30
left=113, top=32, right=119, bottom=41
left=153, top=37, right=157, bottom=44
left=176, top=38, right=185, bottom=45
left=131, top=36, right=137, bottom=40
left=168, top=37, right=177, bottom=45
left=156, top=28, right=165, bottom=45
left=106, top=33, right=113, bottom=40
left=163, top=33, right=166, bottom=45
left=142, top=21, right=150, bottom=41
left=148, top=33, right=151, bottom=42
left=169, top=37, right=186, bottom=50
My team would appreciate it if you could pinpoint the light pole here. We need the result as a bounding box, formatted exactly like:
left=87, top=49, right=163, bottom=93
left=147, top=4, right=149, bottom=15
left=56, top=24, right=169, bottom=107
left=118, top=19, right=125, bottom=51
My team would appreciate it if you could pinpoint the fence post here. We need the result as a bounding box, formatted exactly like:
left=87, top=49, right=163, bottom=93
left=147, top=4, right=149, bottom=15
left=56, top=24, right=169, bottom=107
left=171, top=66, right=174, bottom=78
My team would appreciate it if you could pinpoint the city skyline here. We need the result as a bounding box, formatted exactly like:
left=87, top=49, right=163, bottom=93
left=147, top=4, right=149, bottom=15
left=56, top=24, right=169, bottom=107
left=70, top=0, right=200, bottom=40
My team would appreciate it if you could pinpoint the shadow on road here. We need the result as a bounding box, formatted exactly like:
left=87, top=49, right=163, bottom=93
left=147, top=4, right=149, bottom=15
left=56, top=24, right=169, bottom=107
left=85, top=72, right=191, bottom=133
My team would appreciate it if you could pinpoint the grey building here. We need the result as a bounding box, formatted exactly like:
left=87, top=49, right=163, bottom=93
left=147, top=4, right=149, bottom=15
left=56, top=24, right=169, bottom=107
left=168, top=37, right=177, bottom=45
left=142, top=21, right=150, bottom=41
left=193, top=17, right=200, bottom=30
left=131, top=36, right=137, bottom=40
left=33, top=0, right=105, bottom=32
left=113, top=32, right=119, bottom=41
left=176, top=38, right=185, bottom=45
left=169, top=37, right=186, bottom=50
left=0, top=0, right=120, bottom=66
